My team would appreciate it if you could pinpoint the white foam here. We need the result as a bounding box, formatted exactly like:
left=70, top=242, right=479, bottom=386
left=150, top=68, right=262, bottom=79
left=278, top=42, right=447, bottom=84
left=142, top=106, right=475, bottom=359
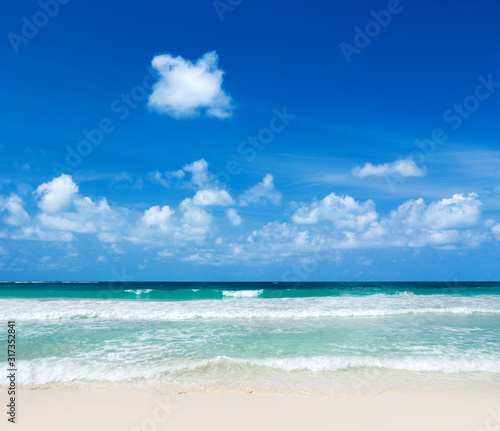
left=1, top=294, right=499, bottom=322
left=4, top=353, right=500, bottom=386
left=124, top=289, right=153, bottom=295
left=222, top=290, right=263, bottom=298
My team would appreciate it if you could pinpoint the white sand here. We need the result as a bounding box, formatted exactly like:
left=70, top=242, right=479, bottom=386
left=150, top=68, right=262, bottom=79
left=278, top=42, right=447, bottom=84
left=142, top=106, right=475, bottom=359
left=3, top=387, right=499, bottom=431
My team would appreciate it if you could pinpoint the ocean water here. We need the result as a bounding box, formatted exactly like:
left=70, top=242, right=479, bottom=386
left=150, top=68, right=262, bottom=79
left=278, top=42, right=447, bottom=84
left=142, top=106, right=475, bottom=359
left=1, top=282, right=500, bottom=395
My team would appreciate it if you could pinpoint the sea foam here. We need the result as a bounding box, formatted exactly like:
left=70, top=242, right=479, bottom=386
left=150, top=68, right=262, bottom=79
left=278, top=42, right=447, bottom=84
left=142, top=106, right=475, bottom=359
left=1, top=294, right=500, bottom=321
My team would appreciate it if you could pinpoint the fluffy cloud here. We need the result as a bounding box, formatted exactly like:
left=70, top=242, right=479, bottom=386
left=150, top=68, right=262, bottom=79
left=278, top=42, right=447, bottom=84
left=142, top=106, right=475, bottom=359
left=352, top=157, right=425, bottom=178
left=388, top=193, right=481, bottom=230
left=240, top=174, right=282, bottom=206
left=142, top=205, right=174, bottom=232
left=37, top=195, right=118, bottom=235
left=193, top=189, right=234, bottom=206
left=135, top=160, right=240, bottom=243
left=179, top=199, right=213, bottom=227
left=273, top=192, right=486, bottom=252
left=1, top=164, right=498, bottom=269
left=35, top=174, right=79, bottom=213
left=0, top=194, right=30, bottom=226
left=2, top=175, right=125, bottom=243
left=183, top=159, right=211, bottom=188
left=148, top=51, right=233, bottom=119
left=292, top=193, right=377, bottom=230
left=358, top=193, right=484, bottom=248
left=148, top=159, right=211, bottom=190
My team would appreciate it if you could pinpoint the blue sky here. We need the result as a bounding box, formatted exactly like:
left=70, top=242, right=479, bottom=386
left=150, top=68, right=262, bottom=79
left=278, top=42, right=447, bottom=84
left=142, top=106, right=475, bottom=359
left=0, top=0, right=499, bottom=281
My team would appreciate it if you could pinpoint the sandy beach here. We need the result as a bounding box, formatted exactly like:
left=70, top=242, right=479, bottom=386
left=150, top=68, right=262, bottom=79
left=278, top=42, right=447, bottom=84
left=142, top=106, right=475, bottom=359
left=3, top=387, right=499, bottom=431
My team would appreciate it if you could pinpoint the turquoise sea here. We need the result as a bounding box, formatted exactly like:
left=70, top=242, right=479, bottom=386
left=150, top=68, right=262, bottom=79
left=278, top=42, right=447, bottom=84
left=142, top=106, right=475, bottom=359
left=1, top=282, right=500, bottom=395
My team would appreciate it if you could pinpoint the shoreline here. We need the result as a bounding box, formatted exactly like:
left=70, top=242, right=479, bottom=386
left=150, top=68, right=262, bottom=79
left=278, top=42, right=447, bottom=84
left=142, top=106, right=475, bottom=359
left=2, top=377, right=500, bottom=396
left=3, top=387, right=499, bottom=430
left=3, top=366, right=499, bottom=397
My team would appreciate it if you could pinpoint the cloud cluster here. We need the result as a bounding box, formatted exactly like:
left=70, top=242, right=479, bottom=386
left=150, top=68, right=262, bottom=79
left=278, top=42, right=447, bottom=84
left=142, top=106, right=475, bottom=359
left=135, top=160, right=280, bottom=243
left=387, top=193, right=481, bottom=230
left=148, top=51, right=233, bottom=119
left=0, top=159, right=498, bottom=268
left=292, top=193, right=377, bottom=230
left=240, top=192, right=486, bottom=261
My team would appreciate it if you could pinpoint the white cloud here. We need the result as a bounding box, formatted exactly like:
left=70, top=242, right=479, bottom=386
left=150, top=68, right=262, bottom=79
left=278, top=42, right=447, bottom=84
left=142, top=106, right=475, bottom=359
left=193, top=189, right=234, bottom=206
left=4, top=175, right=126, bottom=243
left=183, top=159, right=211, bottom=188
left=148, top=51, right=233, bottom=119
left=142, top=205, right=174, bottom=232
left=148, top=171, right=170, bottom=188
left=148, top=169, right=185, bottom=188
left=225, top=221, right=337, bottom=266
left=149, top=159, right=216, bottom=190
left=352, top=158, right=425, bottom=178
left=37, top=195, right=118, bottom=235
left=240, top=174, right=282, bottom=206
left=357, top=193, right=485, bottom=248
left=131, top=200, right=215, bottom=245
left=1, top=163, right=496, bottom=268
left=275, top=192, right=486, bottom=252
left=388, top=193, right=481, bottom=230
left=11, top=226, right=75, bottom=242
left=179, top=199, right=213, bottom=227
left=292, top=193, right=377, bottom=230
left=0, top=194, right=30, bottom=226
left=35, top=174, right=78, bottom=213
left=38, top=214, right=96, bottom=233
left=73, top=197, right=116, bottom=230
left=226, top=208, right=241, bottom=226
left=131, top=159, right=236, bottom=244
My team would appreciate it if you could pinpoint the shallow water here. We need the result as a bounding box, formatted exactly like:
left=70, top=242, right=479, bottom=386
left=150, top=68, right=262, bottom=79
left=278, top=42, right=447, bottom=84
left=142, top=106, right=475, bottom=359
left=1, top=282, right=499, bottom=394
